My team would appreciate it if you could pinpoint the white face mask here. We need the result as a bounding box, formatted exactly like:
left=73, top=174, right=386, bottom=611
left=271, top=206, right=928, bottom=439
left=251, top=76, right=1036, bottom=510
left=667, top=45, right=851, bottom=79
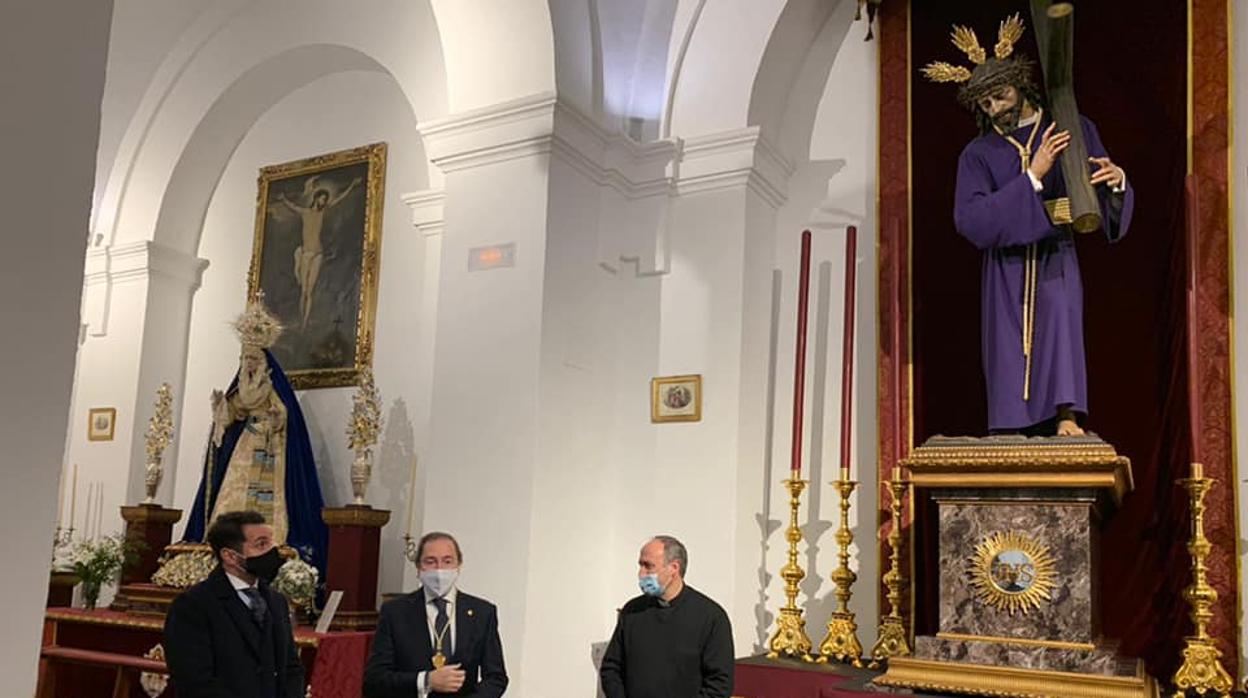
left=420, top=568, right=459, bottom=598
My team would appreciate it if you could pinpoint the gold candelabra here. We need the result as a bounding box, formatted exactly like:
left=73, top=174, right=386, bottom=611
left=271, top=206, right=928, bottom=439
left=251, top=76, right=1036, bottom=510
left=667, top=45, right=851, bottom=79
left=767, top=478, right=813, bottom=661
left=869, top=469, right=911, bottom=667
left=1170, top=461, right=1233, bottom=698
left=817, top=479, right=863, bottom=665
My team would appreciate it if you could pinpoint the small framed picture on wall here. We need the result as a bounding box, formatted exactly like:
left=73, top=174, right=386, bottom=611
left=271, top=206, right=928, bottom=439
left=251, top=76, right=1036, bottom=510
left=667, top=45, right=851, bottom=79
left=87, top=407, right=116, bottom=442
left=651, top=374, right=702, bottom=423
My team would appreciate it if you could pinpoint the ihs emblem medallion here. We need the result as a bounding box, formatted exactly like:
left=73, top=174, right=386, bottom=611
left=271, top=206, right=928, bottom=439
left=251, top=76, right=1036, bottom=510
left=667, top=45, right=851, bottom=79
left=967, top=530, right=1057, bottom=615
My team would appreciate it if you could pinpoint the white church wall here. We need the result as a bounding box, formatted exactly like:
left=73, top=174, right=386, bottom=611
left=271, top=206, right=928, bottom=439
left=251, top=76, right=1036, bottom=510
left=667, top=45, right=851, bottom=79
left=1232, top=0, right=1248, bottom=679
left=177, top=69, right=430, bottom=598
left=521, top=151, right=662, bottom=696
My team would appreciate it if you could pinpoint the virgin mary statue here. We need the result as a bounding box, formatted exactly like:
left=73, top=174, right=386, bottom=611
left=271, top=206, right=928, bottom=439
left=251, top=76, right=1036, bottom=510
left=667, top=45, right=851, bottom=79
left=183, top=297, right=328, bottom=577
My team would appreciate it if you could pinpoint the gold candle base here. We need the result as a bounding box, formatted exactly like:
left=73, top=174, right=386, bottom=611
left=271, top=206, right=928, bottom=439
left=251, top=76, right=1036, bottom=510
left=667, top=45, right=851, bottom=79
left=869, top=472, right=911, bottom=667
left=1170, top=462, right=1233, bottom=698
left=766, top=478, right=813, bottom=661
left=817, top=479, right=862, bottom=666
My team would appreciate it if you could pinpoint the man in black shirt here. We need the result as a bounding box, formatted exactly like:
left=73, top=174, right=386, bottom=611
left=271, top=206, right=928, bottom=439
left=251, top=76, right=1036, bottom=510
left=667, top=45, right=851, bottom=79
left=600, top=535, right=734, bottom=698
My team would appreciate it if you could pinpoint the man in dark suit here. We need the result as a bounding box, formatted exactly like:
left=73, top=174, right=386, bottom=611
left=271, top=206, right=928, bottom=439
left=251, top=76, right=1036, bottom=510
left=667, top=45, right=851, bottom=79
left=164, top=510, right=304, bottom=698
left=364, top=531, right=507, bottom=697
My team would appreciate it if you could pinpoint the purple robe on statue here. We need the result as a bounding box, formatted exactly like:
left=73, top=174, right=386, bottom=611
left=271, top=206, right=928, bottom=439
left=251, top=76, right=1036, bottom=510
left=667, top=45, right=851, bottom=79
left=953, top=114, right=1135, bottom=431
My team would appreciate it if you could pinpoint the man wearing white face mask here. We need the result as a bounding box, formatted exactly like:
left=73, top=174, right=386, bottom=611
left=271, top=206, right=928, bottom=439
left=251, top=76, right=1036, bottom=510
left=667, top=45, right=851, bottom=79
left=600, top=535, right=734, bottom=698
left=364, top=532, right=508, bottom=697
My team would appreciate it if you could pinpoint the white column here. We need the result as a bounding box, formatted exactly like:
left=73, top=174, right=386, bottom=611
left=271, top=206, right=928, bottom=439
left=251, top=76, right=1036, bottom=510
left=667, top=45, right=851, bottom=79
left=67, top=241, right=207, bottom=553
left=417, top=93, right=559, bottom=695
left=395, top=188, right=445, bottom=594
left=0, top=1, right=112, bottom=694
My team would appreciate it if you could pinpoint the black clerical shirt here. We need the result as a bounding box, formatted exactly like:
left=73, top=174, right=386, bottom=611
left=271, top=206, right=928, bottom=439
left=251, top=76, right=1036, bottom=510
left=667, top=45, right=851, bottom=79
left=599, top=584, right=734, bottom=698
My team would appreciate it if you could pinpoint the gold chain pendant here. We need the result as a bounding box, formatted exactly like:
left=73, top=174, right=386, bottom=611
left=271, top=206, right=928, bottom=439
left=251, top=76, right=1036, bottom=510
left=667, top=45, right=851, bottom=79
left=432, top=652, right=446, bottom=669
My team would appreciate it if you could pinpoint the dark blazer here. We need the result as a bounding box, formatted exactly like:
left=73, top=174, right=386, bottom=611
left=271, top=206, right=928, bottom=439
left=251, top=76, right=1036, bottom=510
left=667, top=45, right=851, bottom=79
left=363, top=588, right=508, bottom=698
left=163, top=566, right=304, bottom=698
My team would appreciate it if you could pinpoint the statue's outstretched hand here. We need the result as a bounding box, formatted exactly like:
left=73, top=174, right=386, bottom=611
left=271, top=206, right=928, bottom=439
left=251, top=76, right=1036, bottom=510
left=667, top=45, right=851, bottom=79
left=1088, top=156, right=1125, bottom=189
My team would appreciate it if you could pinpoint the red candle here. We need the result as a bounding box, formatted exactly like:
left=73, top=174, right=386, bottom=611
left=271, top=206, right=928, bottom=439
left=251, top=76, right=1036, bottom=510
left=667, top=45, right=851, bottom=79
left=839, top=227, right=857, bottom=480
left=791, top=231, right=813, bottom=476
left=1186, top=175, right=1202, bottom=465
left=892, top=219, right=904, bottom=474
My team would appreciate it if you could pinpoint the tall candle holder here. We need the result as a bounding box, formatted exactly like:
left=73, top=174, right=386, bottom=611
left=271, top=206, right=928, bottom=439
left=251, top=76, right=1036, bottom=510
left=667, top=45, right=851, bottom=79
left=817, top=479, right=862, bottom=665
left=1170, top=462, right=1232, bottom=698
left=869, top=469, right=911, bottom=667
left=766, top=478, right=813, bottom=661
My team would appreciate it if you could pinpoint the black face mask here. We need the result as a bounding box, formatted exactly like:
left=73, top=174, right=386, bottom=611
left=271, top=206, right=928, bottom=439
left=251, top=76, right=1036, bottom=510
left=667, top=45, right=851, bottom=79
left=242, top=547, right=283, bottom=584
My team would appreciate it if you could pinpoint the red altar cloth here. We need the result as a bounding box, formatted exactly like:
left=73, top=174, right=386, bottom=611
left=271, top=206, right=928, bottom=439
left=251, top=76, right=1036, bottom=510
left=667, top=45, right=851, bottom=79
left=42, top=607, right=372, bottom=698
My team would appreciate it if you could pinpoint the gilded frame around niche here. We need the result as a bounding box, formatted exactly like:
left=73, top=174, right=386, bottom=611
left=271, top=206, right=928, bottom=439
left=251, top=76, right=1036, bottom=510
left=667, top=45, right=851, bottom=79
left=247, top=142, right=386, bottom=389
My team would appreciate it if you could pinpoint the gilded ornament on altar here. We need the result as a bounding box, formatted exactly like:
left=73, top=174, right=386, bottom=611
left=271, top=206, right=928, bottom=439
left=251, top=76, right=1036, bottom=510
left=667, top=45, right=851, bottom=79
left=151, top=544, right=216, bottom=588
left=143, top=382, right=175, bottom=504
left=967, top=530, right=1056, bottom=615
left=347, top=368, right=383, bottom=506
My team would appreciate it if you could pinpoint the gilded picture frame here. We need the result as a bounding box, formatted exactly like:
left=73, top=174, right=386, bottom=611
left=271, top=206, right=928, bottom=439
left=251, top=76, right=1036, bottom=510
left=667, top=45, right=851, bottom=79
left=651, top=374, right=703, bottom=423
left=247, top=142, right=386, bottom=389
left=87, top=407, right=117, bottom=442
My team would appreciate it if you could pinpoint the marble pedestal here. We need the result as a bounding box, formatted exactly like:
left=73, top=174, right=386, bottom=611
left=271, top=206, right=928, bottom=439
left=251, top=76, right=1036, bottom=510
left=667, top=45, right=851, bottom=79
left=876, top=435, right=1157, bottom=698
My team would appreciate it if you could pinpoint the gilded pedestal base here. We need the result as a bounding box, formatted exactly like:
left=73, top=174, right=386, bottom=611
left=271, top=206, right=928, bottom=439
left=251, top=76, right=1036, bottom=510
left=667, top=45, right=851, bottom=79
left=766, top=608, right=813, bottom=661
left=816, top=612, right=863, bottom=665
left=876, top=656, right=1159, bottom=698
left=1171, top=638, right=1232, bottom=697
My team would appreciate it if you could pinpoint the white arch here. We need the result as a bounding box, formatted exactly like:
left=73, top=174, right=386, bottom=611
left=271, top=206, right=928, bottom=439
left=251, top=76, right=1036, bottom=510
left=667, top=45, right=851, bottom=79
left=430, top=0, right=556, bottom=112
left=665, top=0, right=854, bottom=146
left=97, top=0, right=450, bottom=255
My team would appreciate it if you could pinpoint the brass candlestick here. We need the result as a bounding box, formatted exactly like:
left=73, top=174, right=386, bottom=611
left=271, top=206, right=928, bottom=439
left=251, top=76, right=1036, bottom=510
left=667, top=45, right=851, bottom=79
left=869, top=470, right=911, bottom=667
left=817, top=479, right=863, bottom=665
left=767, top=477, right=813, bottom=661
left=1171, top=462, right=1233, bottom=698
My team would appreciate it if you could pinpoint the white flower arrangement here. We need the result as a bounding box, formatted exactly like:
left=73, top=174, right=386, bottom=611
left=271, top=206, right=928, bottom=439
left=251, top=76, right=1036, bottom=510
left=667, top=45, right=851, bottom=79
left=71, top=534, right=134, bottom=608
left=272, top=557, right=318, bottom=611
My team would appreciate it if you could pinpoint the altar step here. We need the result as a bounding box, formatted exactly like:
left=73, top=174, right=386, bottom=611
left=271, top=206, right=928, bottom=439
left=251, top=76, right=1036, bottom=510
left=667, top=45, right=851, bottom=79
left=734, top=654, right=944, bottom=697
